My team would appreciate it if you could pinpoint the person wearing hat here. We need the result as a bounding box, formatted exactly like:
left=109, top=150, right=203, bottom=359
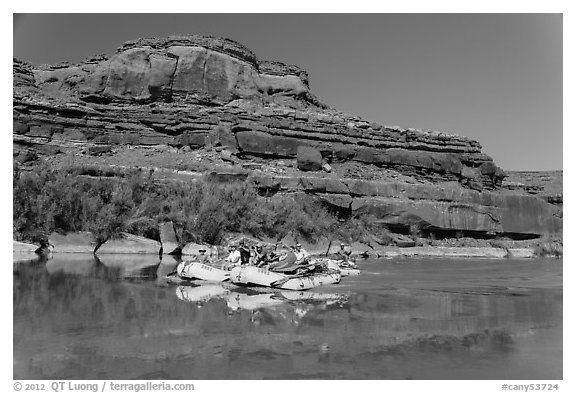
left=196, top=248, right=210, bottom=264
left=254, top=243, right=274, bottom=267
left=335, top=243, right=357, bottom=268
left=294, top=243, right=311, bottom=264
left=335, top=243, right=352, bottom=262
left=223, top=244, right=241, bottom=270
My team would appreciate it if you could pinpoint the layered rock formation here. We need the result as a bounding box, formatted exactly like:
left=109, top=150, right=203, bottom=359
left=13, top=34, right=562, bottom=239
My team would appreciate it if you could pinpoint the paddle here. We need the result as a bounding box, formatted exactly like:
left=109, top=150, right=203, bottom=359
left=270, top=272, right=306, bottom=288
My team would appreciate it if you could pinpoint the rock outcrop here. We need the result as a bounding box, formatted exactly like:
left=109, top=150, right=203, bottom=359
left=13, top=34, right=561, bottom=240
left=95, top=233, right=161, bottom=254
left=48, top=231, right=98, bottom=253
left=13, top=240, right=40, bottom=253
left=159, top=221, right=181, bottom=255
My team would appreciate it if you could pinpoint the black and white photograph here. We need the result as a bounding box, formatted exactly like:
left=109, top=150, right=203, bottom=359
left=9, top=8, right=566, bottom=388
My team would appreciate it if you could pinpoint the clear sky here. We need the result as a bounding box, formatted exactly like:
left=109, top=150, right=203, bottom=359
left=13, top=13, right=563, bottom=171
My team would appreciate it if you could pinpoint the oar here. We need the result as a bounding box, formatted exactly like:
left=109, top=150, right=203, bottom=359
left=324, top=240, right=332, bottom=257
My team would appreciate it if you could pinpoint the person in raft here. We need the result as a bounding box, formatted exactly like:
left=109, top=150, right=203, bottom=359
left=223, top=244, right=242, bottom=270
left=237, top=240, right=251, bottom=265
left=252, top=243, right=268, bottom=266
left=196, top=248, right=210, bottom=264
left=294, top=243, right=311, bottom=264
left=335, top=243, right=357, bottom=268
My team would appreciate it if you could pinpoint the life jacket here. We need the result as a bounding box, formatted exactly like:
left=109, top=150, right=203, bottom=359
left=283, top=251, right=297, bottom=264
left=239, top=247, right=251, bottom=264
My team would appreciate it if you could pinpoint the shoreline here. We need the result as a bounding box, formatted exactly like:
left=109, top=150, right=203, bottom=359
left=310, top=246, right=537, bottom=259
left=14, top=241, right=557, bottom=261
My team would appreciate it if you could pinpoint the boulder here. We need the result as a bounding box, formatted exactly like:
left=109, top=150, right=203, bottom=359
left=507, top=248, right=535, bottom=258
left=15, top=150, right=37, bottom=164
left=13, top=240, right=40, bottom=254
left=221, top=149, right=233, bottom=162
left=96, top=233, right=161, bottom=254
left=391, top=233, right=417, bottom=248
left=325, top=179, right=349, bottom=194
left=159, top=221, right=181, bottom=255
left=256, top=74, right=309, bottom=97
left=13, top=121, right=29, bottom=135
left=314, top=193, right=353, bottom=210
left=297, top=146, right=322, bottom=171
left=88, top=145, right=112, bottom=156
left=461, top=166, right=480, bottom=179
left=174, top=132, right=207, bottom=148
left=27, top=124, right=58, bottom=138
left=182, top=242, right=219, bottom=259
left=235, top=131, right=304, bottom=157
left=49, top=231, right=97, bottom=253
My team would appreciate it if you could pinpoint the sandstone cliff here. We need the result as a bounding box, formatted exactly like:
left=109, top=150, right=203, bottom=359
left=13, top=34, right=562, bottom=240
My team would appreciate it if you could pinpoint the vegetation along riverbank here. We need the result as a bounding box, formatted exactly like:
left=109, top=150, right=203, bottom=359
left=13, top=165, right=562, bottom=259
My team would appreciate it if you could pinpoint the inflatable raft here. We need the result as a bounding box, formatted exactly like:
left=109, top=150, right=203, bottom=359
left=321, top=259, right=361, bottom=276
left=176, top=261, right=230, bottom=282
left=230, top=265, right=341, bottom=290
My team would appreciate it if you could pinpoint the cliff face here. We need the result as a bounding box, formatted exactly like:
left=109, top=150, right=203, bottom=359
left=13, top=35, right=562, bottom=239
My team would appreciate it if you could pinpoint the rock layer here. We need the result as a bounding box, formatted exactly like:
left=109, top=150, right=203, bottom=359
left=248, top=174, right=562, bottom=237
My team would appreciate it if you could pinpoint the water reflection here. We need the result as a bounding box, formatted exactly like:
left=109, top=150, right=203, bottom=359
left=176, top=285, right=229, bottom=304
left=13, top=254, right=562, bottom=380
left=96, top=254, right=162, bottom=279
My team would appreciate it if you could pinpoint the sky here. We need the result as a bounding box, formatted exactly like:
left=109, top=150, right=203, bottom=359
left=12, top=13, right=563, bottom=171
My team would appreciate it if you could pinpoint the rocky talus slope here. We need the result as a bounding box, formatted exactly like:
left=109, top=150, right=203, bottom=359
left=13, top=35, right=562, bottom=239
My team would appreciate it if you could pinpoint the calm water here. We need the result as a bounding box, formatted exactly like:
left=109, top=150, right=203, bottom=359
left=13, top=254, right=562, bottom=380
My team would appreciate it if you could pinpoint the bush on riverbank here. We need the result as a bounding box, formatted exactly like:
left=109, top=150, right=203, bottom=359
left=531, top=236, right=563, bottom=258
left=13, top=166, right=384, bottom=246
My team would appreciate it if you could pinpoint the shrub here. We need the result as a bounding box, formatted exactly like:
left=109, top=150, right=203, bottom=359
left=532, top=236, right=563, bottom=258
left=13, top=167, right=390, bottom=246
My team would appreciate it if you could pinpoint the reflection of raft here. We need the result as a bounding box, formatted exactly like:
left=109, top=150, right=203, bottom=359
left=226, top=292, right=285, bottom=311
left=176, top=261, right=230, bottom=282
left=176, top=285, right=229, bottom=302
left=230, top=265, right=341, bottom=290
left=278, top=290, right=347, bottom=302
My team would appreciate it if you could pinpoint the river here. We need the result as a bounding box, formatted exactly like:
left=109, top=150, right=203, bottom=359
left=13, top=254, right=562, bottom=380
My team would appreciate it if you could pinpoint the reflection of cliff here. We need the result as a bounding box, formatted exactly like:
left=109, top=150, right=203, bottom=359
left=14, top=257, right=562, bottom=379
